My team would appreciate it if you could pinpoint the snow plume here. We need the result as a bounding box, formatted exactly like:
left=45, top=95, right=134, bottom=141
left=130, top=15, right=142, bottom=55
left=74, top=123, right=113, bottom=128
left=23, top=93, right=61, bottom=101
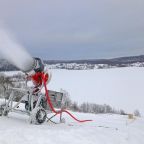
left=0, top=27, right=34, bottom=72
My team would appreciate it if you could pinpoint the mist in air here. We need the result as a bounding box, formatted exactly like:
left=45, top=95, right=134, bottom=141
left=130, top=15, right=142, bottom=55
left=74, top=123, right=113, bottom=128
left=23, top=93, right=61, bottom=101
left=0, top=27, right=34, bottom=72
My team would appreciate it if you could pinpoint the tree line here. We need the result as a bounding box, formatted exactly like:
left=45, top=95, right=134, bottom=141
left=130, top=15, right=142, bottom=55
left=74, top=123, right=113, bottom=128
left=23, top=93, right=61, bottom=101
left=61, top=90, right=141, bottom=117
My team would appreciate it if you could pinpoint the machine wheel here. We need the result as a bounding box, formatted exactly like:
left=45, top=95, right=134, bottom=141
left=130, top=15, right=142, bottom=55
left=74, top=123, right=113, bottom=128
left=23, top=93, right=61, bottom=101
left=36, top=108, right=47, bottom=124
left=0, top=103, right=6, bottom=116
left=25, top=101, right=37, bottom=111
left=0, top=107, right=4, bottom=116
left=3, top=110, right=9, bottom=116
left=31, top=107, right=47, bottom=124
left=25, top=102, right=29, bottom=111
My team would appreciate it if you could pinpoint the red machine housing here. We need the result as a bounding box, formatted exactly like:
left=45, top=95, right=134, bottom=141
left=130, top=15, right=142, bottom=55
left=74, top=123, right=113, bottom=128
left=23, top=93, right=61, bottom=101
left=27, top=72, right=49, bottom=94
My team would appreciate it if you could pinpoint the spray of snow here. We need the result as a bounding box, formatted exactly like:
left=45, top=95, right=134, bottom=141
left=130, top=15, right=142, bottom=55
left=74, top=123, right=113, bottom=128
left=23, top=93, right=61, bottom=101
left=0, top=27, right=34, bottom=72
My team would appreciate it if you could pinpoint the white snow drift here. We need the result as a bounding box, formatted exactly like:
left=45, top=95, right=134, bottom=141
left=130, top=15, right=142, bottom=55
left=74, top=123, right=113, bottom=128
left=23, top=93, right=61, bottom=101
left=0, top=111, right=144, bottom=144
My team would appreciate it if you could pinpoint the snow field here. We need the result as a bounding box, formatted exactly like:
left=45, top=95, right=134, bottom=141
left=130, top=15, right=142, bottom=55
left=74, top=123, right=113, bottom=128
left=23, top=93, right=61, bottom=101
left=0, top=110, right=144, bottom=144
left=1, top=67, right=144, bottom=144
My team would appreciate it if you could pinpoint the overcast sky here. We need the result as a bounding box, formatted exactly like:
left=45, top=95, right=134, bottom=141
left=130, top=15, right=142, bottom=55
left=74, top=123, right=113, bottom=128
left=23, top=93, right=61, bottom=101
left=0, top=0, right=144, bottom=60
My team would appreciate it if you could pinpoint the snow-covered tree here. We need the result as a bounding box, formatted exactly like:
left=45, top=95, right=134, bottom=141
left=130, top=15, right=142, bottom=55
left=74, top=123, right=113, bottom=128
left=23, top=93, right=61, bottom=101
left=60, top=89, right=72, bottom=109
left=0, top=73, right=13, bottom=98
left=134, top=109, right=141, bottom=117
left=71, top=102, right=79, bottom=112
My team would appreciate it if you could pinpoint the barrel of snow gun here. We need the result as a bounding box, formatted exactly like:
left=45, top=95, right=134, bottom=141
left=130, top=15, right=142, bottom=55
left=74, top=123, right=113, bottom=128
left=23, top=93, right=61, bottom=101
left=22, top=57, right=45, bottom=75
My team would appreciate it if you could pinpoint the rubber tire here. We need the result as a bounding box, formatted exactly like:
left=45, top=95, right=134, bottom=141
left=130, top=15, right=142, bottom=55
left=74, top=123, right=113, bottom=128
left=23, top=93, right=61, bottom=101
left=3, top=110, right=9, bottom=116
left=25, top=101, right=37, bottom=111
left=35, top=108, right=47, bottom=124
left=0, top=107, right=3, bottom=116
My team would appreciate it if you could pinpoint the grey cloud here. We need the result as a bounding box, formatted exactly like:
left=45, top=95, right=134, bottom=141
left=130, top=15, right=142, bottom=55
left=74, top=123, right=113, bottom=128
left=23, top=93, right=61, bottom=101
left=0, top=0, right=144, bottom=59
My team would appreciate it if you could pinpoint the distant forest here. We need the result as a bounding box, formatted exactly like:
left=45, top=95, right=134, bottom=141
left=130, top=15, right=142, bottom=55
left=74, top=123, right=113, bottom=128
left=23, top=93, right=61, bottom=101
left=1, top=55, right=144, bottom=71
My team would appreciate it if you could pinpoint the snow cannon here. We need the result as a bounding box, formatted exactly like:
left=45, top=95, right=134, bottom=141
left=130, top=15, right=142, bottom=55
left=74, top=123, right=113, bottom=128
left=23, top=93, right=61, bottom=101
left=0, top=57, right=92, bottom=124
left=22, top=57, right=45, bottom=75
left=0, top=56, right=65, bottom=124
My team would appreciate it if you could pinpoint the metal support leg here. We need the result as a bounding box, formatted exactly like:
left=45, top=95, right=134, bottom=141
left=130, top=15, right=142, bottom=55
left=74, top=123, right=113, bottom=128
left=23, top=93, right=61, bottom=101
left=4, top=91, right=14, bottom=114
left=60, top=112, right=63, bottom=123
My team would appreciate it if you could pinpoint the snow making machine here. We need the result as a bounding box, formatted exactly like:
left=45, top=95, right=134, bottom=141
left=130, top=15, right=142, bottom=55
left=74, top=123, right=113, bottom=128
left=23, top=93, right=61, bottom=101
left=0, top=58, right=65, bottom=124
left=0, top=57, right=92, bottom=124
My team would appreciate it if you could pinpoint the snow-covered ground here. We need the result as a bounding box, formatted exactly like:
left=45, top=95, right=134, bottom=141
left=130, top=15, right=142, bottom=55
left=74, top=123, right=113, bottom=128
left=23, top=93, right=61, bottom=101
left=1, top=67, right=144, bottom=144
left=49, top=67, right=144, bottom=115
left=0, top=110, right=144, bottom=144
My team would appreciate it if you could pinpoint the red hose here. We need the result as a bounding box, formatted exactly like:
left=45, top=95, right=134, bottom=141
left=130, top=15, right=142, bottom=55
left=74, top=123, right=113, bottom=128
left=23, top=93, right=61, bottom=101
left=42, top=73, right=92, bottom=123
